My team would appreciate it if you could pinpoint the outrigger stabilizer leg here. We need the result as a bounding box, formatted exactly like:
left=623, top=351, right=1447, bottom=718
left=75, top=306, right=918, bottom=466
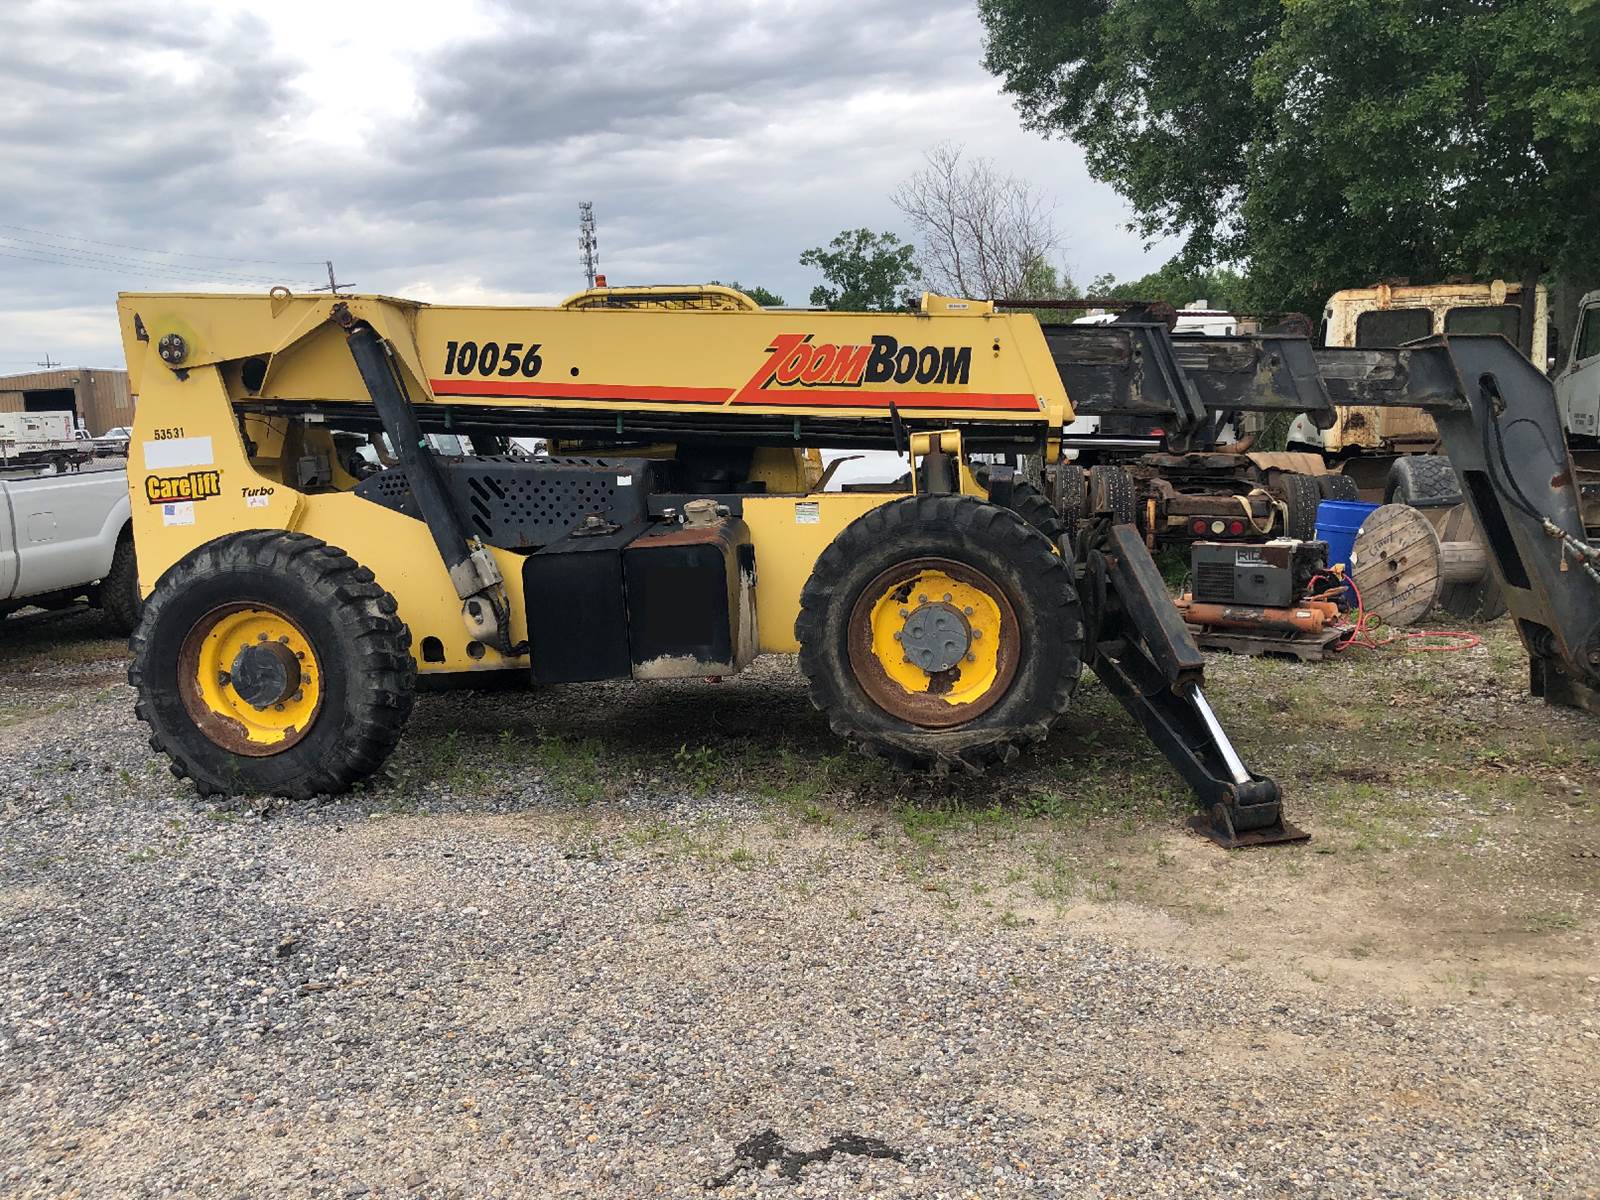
left=1080, top=523, right=1307, bottom=849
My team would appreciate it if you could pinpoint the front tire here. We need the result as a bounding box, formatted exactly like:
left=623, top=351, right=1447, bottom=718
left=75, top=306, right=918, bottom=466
left=100, top=533, right=142, bottom=636
left=795, top=495, right=1083, bottom=771
left=995, top=478, right=1070, bottom=542
left=129, top=531, right=416, bottom=798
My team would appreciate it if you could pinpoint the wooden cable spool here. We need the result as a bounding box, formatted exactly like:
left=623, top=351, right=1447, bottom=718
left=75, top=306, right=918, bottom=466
left=1348, top=503, right=1503, bottom=626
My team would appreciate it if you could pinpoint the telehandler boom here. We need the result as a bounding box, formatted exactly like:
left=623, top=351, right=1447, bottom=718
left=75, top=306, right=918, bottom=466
left=115, top=286, right=1596, bottom=847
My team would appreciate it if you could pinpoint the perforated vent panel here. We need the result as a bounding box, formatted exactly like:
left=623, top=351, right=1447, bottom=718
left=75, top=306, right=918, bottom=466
left=354, top=455, right=655, bottom=550
left=1193, top=561, right=1236, bottom=604
left=464, top=472, right=620, bottom=542
left=363, top=470, right=413, bottom=505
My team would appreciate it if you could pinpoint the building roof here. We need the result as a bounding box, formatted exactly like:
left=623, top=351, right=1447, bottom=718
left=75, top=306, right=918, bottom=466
left=0, top=367, right=126, bottom=390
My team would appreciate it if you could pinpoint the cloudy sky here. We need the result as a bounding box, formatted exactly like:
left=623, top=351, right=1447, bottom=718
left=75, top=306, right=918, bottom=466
left=0, top=0, right=1170, bottom=373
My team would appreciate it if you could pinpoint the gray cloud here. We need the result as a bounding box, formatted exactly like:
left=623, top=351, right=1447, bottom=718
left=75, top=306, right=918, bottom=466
left=0, top=0, right=1167, bottom=371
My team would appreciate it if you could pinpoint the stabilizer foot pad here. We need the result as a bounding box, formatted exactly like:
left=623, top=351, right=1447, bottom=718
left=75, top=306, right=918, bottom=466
left=1187, top=811, right=1310, bottom=850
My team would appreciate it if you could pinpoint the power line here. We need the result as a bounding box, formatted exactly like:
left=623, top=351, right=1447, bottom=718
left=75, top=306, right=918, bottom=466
left=0, top=242, right=300, bottom=285
left=0, top=234, right=308, bottom=286
left=0, top=248, right=320, bottom=290
left=0, top=222, right=326, bottom=267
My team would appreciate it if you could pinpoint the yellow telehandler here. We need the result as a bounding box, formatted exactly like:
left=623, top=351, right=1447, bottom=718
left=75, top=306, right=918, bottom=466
left=115, top=284, right=1598, bottom=847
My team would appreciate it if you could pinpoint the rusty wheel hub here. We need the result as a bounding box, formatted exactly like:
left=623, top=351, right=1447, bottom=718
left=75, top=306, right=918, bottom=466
left=847, top=557, right=1019, bottom=728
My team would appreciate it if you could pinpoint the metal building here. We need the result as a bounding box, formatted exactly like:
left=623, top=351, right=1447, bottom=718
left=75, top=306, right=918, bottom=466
left=0, top=367, right=133, bottom=436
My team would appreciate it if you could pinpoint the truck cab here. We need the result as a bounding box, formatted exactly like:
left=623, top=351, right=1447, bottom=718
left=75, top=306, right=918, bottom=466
left=1555, top=290, right=1600, bottom=445
left=1292, top=279, right=1549, bottom=457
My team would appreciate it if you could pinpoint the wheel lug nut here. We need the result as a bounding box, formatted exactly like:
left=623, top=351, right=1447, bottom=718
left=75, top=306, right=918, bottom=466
left=893, top=631, right=902, bottom=641
left=292, top=690, right=304, bottom=702
left=972, top=630, right=983, bottom=639
left=966, top=653, right=976, bottom=663
left=917, top=594, right=927, bottom=603
left=943, top=592, right=952, bottom=601
left=964, top=606, right=974, bottom=615
left=217, top=671, right=230, bottom=685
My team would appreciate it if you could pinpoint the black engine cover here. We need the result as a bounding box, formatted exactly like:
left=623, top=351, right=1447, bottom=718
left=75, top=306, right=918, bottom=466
left=354, top=455, right=658, bottom=550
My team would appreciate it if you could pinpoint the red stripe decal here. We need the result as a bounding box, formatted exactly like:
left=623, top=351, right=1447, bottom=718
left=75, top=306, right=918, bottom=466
left=430, top=378, right=1039, bottom=413
left=430, top=379, right=730, bottom=404
left=733, top=388, right=1039, bottom=411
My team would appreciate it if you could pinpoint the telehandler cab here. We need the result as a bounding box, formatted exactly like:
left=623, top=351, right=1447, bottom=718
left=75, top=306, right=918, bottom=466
left=116, top=285, right=1597, bottom=848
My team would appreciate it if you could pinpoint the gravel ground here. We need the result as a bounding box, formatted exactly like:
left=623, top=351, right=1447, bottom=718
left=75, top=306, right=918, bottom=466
left=2, top=609, right=1598, bottom=1198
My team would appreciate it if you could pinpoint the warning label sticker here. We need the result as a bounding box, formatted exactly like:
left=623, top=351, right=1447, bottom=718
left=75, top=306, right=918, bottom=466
left=794, top=501, right=820, bottom=525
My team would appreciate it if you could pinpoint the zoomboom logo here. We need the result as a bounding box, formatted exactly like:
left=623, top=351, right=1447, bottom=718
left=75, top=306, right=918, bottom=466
left=737, top=333, right=972, bottom=401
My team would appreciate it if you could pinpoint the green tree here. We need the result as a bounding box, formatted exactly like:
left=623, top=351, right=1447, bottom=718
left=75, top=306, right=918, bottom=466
left=708, top=280, right=786, bottom=306
left=1019, top=260, right=1080, bottom=300
left=979, top=0, right=1600, bottom=316
left=799, top=229, right=919, bottom=311
left=1012, top=260, right=1082, bottom=325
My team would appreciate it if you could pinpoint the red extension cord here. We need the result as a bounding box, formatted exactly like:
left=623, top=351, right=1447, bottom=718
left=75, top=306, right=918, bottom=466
left=1319, top=570, right=1482, bottom=654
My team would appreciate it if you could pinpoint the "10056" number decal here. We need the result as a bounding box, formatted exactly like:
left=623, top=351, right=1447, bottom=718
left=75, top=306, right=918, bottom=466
left=443, top=340, right=543, bottom=378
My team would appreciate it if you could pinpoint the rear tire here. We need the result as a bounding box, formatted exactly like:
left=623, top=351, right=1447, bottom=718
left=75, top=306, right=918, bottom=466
left=795, top=495, right=1082, bottom=772
left=1047, top=463, right=1087, bottom=540
left=130, top=531, right=416, bottom=798
left=1276, top=472, right=1322, bottom=540
left=1385, top=455, right=1463, bottom=509
left=1317, top=472, right=1361, bottom=502
left=101, top=534, right=142, bottom=636
left=1088, top=464, right=1138, bottom=525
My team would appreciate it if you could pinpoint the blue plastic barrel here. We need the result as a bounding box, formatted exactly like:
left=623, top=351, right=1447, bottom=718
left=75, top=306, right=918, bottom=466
left=1315, top=499, right=1380, bottom=575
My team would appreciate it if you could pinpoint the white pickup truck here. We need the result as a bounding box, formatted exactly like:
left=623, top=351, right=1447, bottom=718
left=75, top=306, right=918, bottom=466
left=0, top=460, right=140, bottom=633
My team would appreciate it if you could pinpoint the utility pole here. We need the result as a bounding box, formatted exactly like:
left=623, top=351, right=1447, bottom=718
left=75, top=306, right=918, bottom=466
left=312, top=260, right=355, bottom=295
left=35, top=354, right=60, bottom=370
left=579, top=202, right=599, bottom=289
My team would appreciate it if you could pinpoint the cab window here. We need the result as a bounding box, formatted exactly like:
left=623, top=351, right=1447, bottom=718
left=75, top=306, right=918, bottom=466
left=1444, top=305, right=1521, bottom=341
left=1576, top=307, right=1600, bottom=362
left=1354, top=308, right=1431, bottom=347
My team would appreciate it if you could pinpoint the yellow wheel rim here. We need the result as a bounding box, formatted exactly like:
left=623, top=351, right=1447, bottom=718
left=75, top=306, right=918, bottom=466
left=847, top=558, right=1019, bottom=728
left=179, top=604, right=323, bottom=756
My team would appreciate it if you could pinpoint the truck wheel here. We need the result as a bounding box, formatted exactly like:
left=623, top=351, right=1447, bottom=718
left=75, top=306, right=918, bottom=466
left=100, top=534, right=142, bottom=636
left=1048, top=463, right=1087, bottom=536
left=795, top=495, right=1083, bottom=772
left=1317, top=472, right=1361, bottom=502
left=1088, top=465, right=1138, bottom=525
left=1385, top=455, right=1462, bottom=509
left=1276, top=472, right=1322, bottom=540
left=129, top=531, right=416, bottom=798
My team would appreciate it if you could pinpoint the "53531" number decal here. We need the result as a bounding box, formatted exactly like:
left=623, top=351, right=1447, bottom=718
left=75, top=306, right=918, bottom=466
left=443, top=340, right=543, bottom=378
